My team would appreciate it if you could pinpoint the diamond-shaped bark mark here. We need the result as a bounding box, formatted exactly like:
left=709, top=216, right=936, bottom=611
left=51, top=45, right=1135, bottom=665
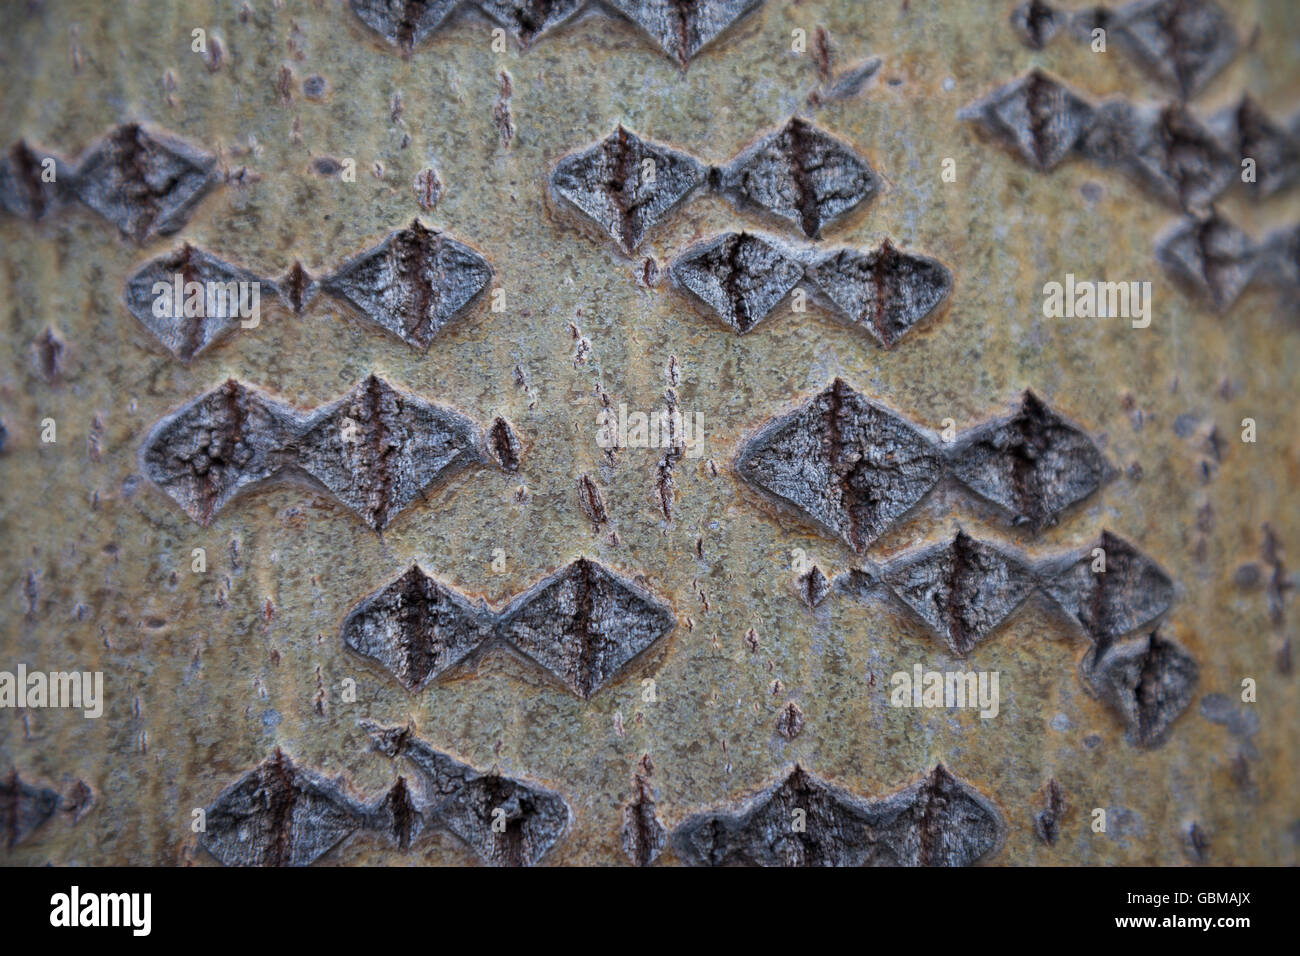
left=1041, top=531, right=1175, bottom=649
left=805, top=241, right=953, bottom=347
left=550, top=126, right=705, bottom=254
left=349, top=0, right=461, bottom=52
left=322, top=220, right=493, bottom=350
left=754, top=766, right=889, bottom=866
left=959, top=70, right=1093, bottom=171
left=72, top=124, right=217, bottom=242
left=436, top=773, right=570, bottom=866
left=294, top=375, right=482, bottom=530
left=271, top=262, right=319, bottom=314
left=0, top=141, right=70, bottom=220
left=951, top=391, right=1108, bottom=530
left=1083, top=630, right=1198, bottom=748
left=200, top=750, right=366, bottom=866
left=1078, top=98, right=1234, bottom=211
left=718, top=118, right=877, bottom=238
left=477, top=0, right=585, bottom=46
left=1107, top=0, right=1237, bottom=99
left=1125, top=104, right=1233, bottom=210
left=606, top=0, right=764, bottom=66
left=123, top=244, right=262, bottom=362
left=140, top=380, right=297, bottom=525
left=1077, top=99, right=1143, bottom=167
left=341, top=565, right=493, bottom=691
left=673, top=766, right=878, bottom=866
left=670, top=232, right=804, bottom=332
left=882, top=531, right=1039, bottom=654
left=864, top=765, right=1005, bottom=867
left=2, top=770, right=59, bottom=850
left=1155, top=213, right=1256, bottom=311
left=1212, top=97, right=1299, bottom=199
left=672, top=765, right=1003, bottom=867
left=497, top=558, right=677, bottom=698
left=736, top=379, right=943, bottom=553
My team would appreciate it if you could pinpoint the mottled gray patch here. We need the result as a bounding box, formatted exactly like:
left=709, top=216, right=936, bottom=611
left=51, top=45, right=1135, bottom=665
left=1199, top=692, right=1260, bottom=758
left=1172, top=413, right=1200, bottom=437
